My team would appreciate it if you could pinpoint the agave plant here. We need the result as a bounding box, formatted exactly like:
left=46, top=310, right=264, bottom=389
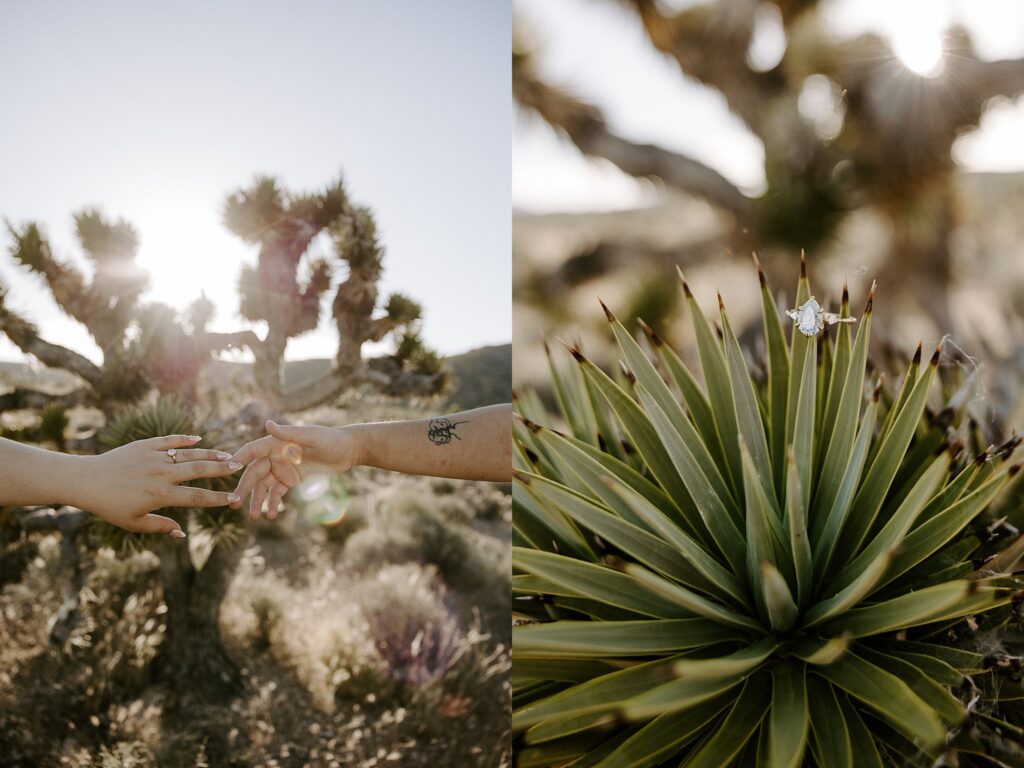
left=512, top=257, right=1024, bottom=767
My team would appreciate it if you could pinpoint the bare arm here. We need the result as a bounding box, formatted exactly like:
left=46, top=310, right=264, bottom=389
left=0, top=438, right=80, bottom=508
left=0, top=436, right=241, bottom=536
left=230, top=404, right=513, bottom=518
left=354, top=403, right=512, bottom=481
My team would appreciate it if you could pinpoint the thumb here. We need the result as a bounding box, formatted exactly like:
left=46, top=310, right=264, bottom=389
left=136, top=514, right=187, bottom=539
left=266, top=420, right=310, bottom=450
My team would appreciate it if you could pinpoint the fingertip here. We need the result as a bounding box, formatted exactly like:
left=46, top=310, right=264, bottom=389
left=170, top=529, right=187, bottom=539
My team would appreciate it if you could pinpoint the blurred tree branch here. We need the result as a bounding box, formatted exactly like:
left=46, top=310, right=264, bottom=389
left=513, top=48, right=752, bottom=219
left=0, top=298, right=104, bottom=392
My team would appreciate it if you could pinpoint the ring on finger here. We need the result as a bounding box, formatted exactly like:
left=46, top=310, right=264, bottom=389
left=167, top=448, right=178, bottom=463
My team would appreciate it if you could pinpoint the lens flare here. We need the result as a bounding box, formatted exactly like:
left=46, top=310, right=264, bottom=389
left=299, top=476, right=349, bottom=526
left=299, top=474, right=331, bottom=501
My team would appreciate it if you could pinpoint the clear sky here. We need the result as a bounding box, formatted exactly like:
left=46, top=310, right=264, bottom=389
left=0, top=0, right=510, bottom=364
left=515, top=0, right=1024, bottom=213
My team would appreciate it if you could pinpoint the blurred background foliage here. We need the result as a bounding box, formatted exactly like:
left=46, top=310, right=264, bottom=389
left=513, top=0, right=1024, bottom=433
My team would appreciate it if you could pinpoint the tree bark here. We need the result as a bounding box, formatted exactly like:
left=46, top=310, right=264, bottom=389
left=155, top=537, right=243, bottom=701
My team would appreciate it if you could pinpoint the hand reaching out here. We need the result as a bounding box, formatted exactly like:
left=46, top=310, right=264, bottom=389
left=229, top=421, right=358, bottom=520
left=229, top=405, right=511, bottom=520
left=0, top=434, right=243, bottom=538
left=79, top=435, right=243, bottom=535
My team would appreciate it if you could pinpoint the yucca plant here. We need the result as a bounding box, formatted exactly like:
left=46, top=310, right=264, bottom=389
left=512, top=257, right=1024, bottom=767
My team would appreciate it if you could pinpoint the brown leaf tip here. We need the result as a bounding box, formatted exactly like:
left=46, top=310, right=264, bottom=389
left=568, top=345, right=586, bottom=363
left=519, top=416, right=544, bottom=434
left=946, top=438, right=964, bottom=461
left=676, top=266, right=693, bottom=298
left=1010, top=463, right=1022, bottom=478
left=752, top=252, right=766, bottom=287
left=598, top=299, right=614, bottom=322
left=841, top=280, right=849, bottom=305
left=637, top=318, right=664, bottom=346
left=974, top=449, right=990, bottom=466
left=930, top=342, right=942, bottom=366
left=523, top=447, right=539, bottom=465
left=619, top=361, right=637, bottom=385
left=994, top=435, right=1022, bottom=460
left=717, top=292, right=725, bottom=311
left=864, top=280, right=876, bottom=313
left=512, top=469, right=532, bottom=484
left=912, top=342, right=923, bottom=366
left=872, top=377, right=883, bottom=402
left=799, top=250, right=807, bottom=278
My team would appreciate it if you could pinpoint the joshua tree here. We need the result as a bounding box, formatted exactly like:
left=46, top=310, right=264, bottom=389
left=514, top=0, right=1024, bottom=328
left=0, top=173, right=446, bottom=700
left=1, top=211, right=154, bottom=412
left=513, top=259, right=1024, bottom=765
left=1, top=176, right=444, bottom=418
left=216, top=174, right=444, bottom=413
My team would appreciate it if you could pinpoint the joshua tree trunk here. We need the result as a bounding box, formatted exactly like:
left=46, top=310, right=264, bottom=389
left=156, top=538, right=243, bottom=701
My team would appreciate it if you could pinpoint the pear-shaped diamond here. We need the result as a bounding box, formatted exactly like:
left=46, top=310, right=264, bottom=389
left=796, top=298, right=822, bottom=336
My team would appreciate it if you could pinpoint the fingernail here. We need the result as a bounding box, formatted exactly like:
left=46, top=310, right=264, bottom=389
left=228, top=461, right=243, bottom=471
left=170, top=530, right=187, bottom=539
left=227, top=494, right=240, bottom=503
left=217, top=451, right=232, bottom=460
left=188, top=435, right=202, bottom=442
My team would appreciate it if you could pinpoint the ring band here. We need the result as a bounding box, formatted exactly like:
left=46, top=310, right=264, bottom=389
left=167, top=448, right=178, bottom=462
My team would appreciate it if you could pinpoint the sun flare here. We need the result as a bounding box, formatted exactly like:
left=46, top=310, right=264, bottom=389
left=893, top=28, right=945, bottom=76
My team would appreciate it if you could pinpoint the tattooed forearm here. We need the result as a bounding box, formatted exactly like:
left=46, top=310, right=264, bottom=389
left=427, top=417, right=468, bottom=446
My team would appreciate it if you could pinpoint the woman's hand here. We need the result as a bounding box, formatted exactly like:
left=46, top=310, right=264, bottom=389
left=228, top=421, right=359, bottom=520
left=69, top=435, right=243, bottom=537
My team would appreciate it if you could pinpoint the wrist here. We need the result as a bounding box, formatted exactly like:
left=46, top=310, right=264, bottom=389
left=341, top=424, right=374, bottom=468
left=51, top=452, right=92, bottom=508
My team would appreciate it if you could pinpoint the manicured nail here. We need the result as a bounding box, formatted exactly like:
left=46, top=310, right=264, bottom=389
left=188, top=435, right=202, bottom=442
left=227, top=493, right=240, bottom=503
left=228, top=461, right=243, bottom=471
left=170, top=530, right=187, bottom=539
left=216, top=451, right=232, bottom=460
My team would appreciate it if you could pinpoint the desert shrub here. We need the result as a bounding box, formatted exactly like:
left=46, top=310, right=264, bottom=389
left=436, top=494, right=475, bottom=526
left=431, top=478, right=458, bottom=495
left=97, top=741, right=156, bottom=768
left=0, top=542, right=163, bottom=766
left=353, top=563, right=461, bottom=690
left=324, top=564, right=511, bottom=766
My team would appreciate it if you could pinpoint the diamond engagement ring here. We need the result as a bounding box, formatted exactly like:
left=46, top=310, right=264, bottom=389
left=786, top=297, right=856, bottom=337
left=167, top=448, right=178, bottom=462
